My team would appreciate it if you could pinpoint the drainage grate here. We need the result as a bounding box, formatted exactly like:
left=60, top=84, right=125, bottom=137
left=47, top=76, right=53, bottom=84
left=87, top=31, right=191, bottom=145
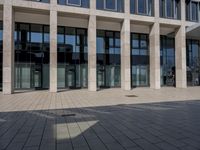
left=61, top=113, right=76, bottom=117
left=125, top=95, right=138, bottom=97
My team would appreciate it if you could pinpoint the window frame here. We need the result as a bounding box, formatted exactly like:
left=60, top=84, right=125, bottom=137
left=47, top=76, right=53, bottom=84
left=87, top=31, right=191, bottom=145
left=131, top=0, right=153, bottom=16
left=191, top=1, right=199, bottom=21
left=186, top=1, right=199, bottom=22
left=66, top=0, right=82, bottom=7
left=160, top=0, right=180, bottom=19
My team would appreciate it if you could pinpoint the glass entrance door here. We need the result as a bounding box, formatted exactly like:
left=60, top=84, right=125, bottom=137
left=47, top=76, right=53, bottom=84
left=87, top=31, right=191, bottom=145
left=57, top=64, right=88, bottom=89
left=97, top=65, right=120, bottom=88
left=33, top=64, right=42, bottom=89
left=66, top=65, right=76, bottom=88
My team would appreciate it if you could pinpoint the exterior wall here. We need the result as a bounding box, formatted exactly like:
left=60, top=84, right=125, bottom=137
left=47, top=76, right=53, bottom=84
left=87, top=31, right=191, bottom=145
left=0, top=11, right=3, bottom=20
left=58, top=16, right=88, bottom=28
left=15, top=12, right=49, bottom=25
left=97, top=21, right=121, bottom=31
left=0, top=0, right=197, bottom=94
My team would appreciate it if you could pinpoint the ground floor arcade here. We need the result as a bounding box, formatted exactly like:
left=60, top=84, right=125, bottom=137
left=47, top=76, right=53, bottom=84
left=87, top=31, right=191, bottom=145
left=0, top=7, right=199, bottom=94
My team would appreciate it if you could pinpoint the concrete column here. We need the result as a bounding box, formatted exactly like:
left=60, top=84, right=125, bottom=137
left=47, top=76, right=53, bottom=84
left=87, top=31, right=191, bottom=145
left=88, top=15, right=97, bottom=91
left=49, top=0, right=57, bottom=92
left=175, top=26, right=187, bottom=88
left=174, top=0, right=186, bottom=88
left=121, top=19, right=131, bottom=90
left=3, top=1, right=14, bottom=94
left=149, top=22, right=160, bottom=89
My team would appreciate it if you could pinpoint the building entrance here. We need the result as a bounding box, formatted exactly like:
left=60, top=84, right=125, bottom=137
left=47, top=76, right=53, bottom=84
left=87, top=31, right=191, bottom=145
left=57, top=27, right=88, bottom=89
left=97, top=30, right=121, bottom=88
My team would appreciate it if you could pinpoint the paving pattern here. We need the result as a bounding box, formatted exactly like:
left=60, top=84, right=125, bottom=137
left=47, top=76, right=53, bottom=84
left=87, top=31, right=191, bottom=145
left=0, top=87, right=200, bottom=150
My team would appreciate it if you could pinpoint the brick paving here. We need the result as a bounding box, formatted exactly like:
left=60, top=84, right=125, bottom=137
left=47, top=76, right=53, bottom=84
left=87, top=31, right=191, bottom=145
left=0, top=87, right=200, bottom=150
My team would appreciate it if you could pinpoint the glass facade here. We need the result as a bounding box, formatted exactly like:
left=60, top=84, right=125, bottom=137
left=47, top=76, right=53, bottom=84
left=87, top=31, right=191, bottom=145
left=186, top=1, right=199, bottom=22
left=57, top=27, right=88, bottom=89
left=160, top=36, right=175, bottom=86
left=186, top=39, right=200, bottom=86
left=15, top=23, right=50, bottom=90
left=96, top=0, right=124, bottom=12
left=130, top=0, right=153, bottom=16
left=58, top=0, right=89, bottom=8
left=97, top=30, right=121, bottom=88
left=160, top=0, right=181, bottom=19
left=0, top=22, right=2, bottom=90
left=131, top=33, right=149, bottom=87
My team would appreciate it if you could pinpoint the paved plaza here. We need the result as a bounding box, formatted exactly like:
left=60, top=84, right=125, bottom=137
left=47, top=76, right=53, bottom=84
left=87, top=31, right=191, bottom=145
left=0, top=87, right=200, bottom=150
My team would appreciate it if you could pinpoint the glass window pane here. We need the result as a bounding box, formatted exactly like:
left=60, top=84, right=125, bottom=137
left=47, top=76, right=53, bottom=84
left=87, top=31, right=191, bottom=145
left=147, top=0, right=152, bottom=15
left=166, top=0, right=173, bottom=17
left=138, top=0, right=146, bottom=14
left=130, top=0, right=136, bottom=13
left=132, top=34, right=139, bottom=48
left=58, top=27, right=64, bottom=44
left=105, top=0, right=116, bottom=10
left=115, top=32, right=120, bottom=47
left=192, top=2, right=198, bottom=21
left=67, top=0, right=81, bottom=6
left=44, top=26, right=49, bottom=43
left=19, top=24, right=30, bottom=43
left=31, top=24, right=43, bottom=43
left=132, top=49, right=140, bottom=55
left=140, top=34, right=148, bottom=48
left=65, top=27, right=76, bottom=53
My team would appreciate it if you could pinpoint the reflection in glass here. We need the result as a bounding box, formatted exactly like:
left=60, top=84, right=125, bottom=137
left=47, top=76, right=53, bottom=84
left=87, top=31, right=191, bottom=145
left=67, top=0, right=81, bottom=6
left=57, top=27, right=88, bottom=89
left=58, top=0, right=89, bottom=8
left=105, top=0, right=116, bottom=10
left=159, top=0, right=180, bottom=19
left=138, top=0, right=146, bottom=14
left=96, top=0, right=124, bottom=12
left=131, top=33, right=149, bottom=87
left=97, top=30, right=121, bottom=88
left=15, top=23, right=50, bottom=90
left=186, top=39, right=200, bottom=86
left=160, top=36, right=175, bottom=86
left=130, top=0, right=153, bottom=16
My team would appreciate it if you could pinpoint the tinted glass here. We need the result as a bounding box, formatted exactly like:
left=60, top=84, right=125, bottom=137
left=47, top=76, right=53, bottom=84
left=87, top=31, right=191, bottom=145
left=131, top=33, right=149, bottom=87
left=58, top=0, right=89, bottom=8
left=160, top=0, right=180, bottom=19
left=68, top=0, right=81, bottom=5
left=57, top=27, right=88, bottom=89
left=131, top=0, right=153, bottom=16
left=160, top=36, right=175, bottom=86
left=31, top=24, right=43, bottom=43
left=192, top=2, right=198, bottom=21
left=97, top=30, right=121, bottom=88
left=15, top=23, right=50, bottom=89
left=96, top=0, right=124, bottom=12
left=138, top=0, right=146, bottom=14
left=166, top=0, right=173, bottom=17
left=105, top=0, right=116, bottom=10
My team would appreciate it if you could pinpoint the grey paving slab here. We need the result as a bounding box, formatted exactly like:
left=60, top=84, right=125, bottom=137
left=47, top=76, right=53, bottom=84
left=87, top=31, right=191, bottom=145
left=0, top=88, right=200, bottom=150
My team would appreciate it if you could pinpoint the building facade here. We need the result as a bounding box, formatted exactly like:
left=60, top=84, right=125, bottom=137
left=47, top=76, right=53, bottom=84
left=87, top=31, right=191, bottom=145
left=0, top=0, right=200, bottom=94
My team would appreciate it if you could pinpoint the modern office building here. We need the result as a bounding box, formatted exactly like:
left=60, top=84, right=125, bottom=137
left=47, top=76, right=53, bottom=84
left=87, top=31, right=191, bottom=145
left=0, top=0, right=200, bottom=94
